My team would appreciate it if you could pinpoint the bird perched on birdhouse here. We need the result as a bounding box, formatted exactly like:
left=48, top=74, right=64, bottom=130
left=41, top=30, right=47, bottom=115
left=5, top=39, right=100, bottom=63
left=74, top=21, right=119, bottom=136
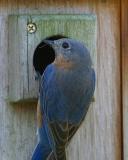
left=32, top=38, right=95, bottom=160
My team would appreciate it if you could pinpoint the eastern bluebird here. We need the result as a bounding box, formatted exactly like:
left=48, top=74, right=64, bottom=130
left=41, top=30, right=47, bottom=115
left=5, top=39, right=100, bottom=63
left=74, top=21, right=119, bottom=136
left=31, top=38, right=95, bottom=160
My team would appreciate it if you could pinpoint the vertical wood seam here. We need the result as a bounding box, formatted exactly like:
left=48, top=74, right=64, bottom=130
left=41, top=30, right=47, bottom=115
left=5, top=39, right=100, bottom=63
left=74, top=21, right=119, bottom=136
left=120, top=0, right=124, bottom=159
left=27, top=18, right=29, bottom=94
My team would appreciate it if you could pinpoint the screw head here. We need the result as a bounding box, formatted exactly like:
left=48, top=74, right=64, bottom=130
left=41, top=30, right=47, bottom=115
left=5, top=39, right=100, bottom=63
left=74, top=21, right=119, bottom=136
left=27, top=23, right=37, bottom=34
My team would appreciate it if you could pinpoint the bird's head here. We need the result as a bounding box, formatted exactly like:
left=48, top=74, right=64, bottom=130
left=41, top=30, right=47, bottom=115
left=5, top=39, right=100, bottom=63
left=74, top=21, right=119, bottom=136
left=43, top=38, right=92, bottom=69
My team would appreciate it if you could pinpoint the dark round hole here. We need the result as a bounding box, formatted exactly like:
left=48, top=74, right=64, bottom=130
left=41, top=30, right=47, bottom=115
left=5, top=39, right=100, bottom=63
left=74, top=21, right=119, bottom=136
left=33, top=34, right=68, bottom=75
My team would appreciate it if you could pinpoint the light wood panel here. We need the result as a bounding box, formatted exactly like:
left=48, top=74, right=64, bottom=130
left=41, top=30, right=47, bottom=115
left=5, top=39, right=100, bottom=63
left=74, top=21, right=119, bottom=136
left=121, top=1, right=128, bottom=159
left=0, top=1, right=121, bottom=160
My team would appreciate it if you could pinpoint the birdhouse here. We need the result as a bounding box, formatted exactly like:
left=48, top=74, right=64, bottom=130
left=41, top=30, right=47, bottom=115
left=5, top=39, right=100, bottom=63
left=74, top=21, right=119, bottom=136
left=8, top=15, right=97, bottom=102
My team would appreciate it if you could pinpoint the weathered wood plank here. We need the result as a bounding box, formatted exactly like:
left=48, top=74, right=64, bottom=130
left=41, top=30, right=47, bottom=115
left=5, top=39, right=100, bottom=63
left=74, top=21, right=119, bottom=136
left=8, top=16, right=28, bottom=101
left=0, top=16, right=8, bottom=160
left=121, top=1, right=128, bottom=159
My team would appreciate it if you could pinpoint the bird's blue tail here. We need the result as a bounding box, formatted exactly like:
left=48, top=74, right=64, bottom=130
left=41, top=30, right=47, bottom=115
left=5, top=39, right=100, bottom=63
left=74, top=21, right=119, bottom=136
left=31, top=115, right=54, bottom=160
left=31, top=142, right=51, bottom=160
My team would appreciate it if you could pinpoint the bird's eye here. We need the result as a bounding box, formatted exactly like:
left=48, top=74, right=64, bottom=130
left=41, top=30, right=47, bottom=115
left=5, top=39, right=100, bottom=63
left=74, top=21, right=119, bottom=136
left=62, top=42, right=70, bottom=49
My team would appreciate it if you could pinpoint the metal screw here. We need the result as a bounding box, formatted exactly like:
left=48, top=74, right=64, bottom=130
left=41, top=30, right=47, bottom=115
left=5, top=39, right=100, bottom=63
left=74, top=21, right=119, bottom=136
left=27, top=23, right=37, bottom=34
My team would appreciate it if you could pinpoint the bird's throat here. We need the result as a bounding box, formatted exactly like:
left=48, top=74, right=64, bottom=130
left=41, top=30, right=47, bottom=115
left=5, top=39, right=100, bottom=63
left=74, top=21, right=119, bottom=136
left=53, top=56, right=73, bottom=69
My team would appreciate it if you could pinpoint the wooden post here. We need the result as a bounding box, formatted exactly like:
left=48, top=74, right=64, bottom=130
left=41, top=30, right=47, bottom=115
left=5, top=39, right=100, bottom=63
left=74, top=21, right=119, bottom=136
left=121, top=0, right=128, bottom=159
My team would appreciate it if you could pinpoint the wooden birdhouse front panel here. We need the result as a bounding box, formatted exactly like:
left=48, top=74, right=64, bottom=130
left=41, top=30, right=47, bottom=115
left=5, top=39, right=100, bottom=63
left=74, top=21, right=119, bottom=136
left=8, top=15, right=97, bottom=102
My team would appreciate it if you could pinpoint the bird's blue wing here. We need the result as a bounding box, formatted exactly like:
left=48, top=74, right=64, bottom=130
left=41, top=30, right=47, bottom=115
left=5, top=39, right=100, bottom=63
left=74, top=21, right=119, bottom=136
left=40, top=64, right=69, bottom=122
left=39, top=65, right=78, bottom=159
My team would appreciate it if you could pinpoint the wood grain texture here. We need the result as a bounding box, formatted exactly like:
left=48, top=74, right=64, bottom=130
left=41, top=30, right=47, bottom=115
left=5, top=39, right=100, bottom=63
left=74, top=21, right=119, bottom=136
left=0, top=0, right=121, bottom=160
left=121, top=1, right=128, bottom=159
left=8, top=16, right=27, bottom=101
